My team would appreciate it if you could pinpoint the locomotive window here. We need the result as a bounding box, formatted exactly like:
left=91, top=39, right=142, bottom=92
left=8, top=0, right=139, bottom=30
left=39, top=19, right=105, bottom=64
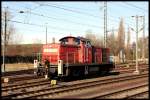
left=61, top=39, right=68, bottom=44
left=87, top=41, right=91, bottom=46
left=65, top=39, right=68, bottom=44
left=86, top=41, right=91, bottom=47
left=74, top=38, right=80, bottom=45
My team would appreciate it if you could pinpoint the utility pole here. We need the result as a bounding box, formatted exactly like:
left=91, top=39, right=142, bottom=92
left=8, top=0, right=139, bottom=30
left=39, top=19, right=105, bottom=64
left=46, top=23, right=47, bottom=44
left=104, top=1, right=107, bottom=48
left=142, top=16, right=145, bottom=62
left=132, top=15, right=143, bottom=74
left=134, top=15, right=139, bottom=74
left=3, top=7, right=7, bottom=73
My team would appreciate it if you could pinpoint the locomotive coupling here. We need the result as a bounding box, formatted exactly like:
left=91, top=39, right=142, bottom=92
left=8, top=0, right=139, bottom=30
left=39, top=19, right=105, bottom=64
left=51, top=79, right=57, bottom=86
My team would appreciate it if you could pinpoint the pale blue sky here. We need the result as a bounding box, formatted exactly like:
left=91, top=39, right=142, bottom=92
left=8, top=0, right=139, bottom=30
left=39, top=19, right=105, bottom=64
left=2, top=1, right=149, bottom=44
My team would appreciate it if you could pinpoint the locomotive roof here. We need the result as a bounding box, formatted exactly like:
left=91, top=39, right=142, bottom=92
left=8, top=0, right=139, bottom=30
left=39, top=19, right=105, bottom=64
left=77, top=36, right=91, bottom=42
left=59, top=36, right=91, bottom=42
left=59, top=36, right=76, bottom=41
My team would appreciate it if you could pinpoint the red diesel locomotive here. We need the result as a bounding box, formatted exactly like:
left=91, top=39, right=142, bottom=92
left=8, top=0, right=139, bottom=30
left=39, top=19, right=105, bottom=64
left=37, top=36, right=115, bottom=79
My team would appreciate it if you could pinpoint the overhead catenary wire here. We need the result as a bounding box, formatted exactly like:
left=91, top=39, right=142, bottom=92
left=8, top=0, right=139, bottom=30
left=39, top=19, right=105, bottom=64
left=6, top=7, right=104, bottom=29
left=36, top=2, right=134, bottom=26
left=32, top=3, right=134, bottom=27
left=1, top=9, right=131, bottom=42
left=123, top=2, right=148, bottom=12
left=41, top=2, right=139, bottom=26
left=23, top=11, right=103, bottom=29
left=34, top=2, right=101, bottom=19
left=49, top=2, right=98, bottom=11
left=12, top=26, right=68, bottom=34
left=105, top=2, right=147, bottom=26
left=2, top=2, right=148, bottom=35
left=3, top=7, right=115, bottom=36
left=8, top=19, right=44, bottom=27
left=6, top=18, right=116, bottom=36
left=29, top=4, right=43, bottom=11
left=7, top=19, right=91, bottom=33
left=2, top=5, right=135, bottom=30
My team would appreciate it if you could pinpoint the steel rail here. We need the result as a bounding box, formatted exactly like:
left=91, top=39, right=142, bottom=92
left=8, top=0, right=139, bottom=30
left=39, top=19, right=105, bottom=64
left=93, top=83, right=148, bottom=99
left=3, top=73, right=147, bottom=99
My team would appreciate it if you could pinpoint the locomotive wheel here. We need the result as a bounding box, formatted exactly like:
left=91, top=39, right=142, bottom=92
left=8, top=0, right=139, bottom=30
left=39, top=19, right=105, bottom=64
left=72, top=70, right=78, bottom=77
left=41, top=72, right=43, bottom=76
left=43, top=72, right=46, bottom=76
left=37, top=72, right=41, bottom=76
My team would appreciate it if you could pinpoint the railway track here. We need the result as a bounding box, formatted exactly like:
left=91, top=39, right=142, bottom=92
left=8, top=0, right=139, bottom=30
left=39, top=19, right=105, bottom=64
left=1, top=64, right=148, bottom=89
left=93, top=82, right=148, bottom=99
left=33, top=72, right=149, bottom=99
left=2, top=71, right=148, bottom=99
left=114, top=64, right=149, bottom=71
left=115, top=66, right=148, bottom=74
left=1, top=74, right=44, bottom=84
left=2, top=64, right=148, bottom=84
left=2, top=65, right=148, bottom=91
left=117, top=63, right=148, bottom=67
left=2, top=78, right=48, bottom=91
left=2, top=63, right=148, bottom=77
left=2, top=69, right=34, bottom=76
left=127, top=91, right=149, bottom=99
left=47, top=73, right=148, bottom=99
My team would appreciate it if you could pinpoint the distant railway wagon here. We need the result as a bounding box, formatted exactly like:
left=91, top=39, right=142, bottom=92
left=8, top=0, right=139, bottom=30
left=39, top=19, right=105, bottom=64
left=36, top=36, right=115, bottom=80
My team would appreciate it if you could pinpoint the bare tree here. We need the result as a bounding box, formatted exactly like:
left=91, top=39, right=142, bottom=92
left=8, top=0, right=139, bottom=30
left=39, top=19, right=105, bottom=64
left=137, top=37, right=149, bottom=59
left=125, top=27, right=131, bottom=60
left=2, top=7, right=23, bottom=64
left=145, top=36, right=149, bottom=59
left=1, top=8, right=16, bottom=46
left=131, top=42, right=136, bottom=60
left=117, top=17, right=125, bottom=63
left=107, top=31, right=118, bottom=56
left=85, top=30, right=103, bottom=47
left=138, top=38, right=143, bottom=58
left=117, top=18, right=125, bottom=52
left=131, top=37, right=148, bottom=61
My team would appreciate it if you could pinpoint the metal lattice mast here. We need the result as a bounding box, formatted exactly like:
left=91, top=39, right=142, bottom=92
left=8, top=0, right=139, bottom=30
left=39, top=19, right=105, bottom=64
left=104, top=1, right=107, bottom=48
left=132, top=15, right=143, bottom=74
left=135, top=15, right=139, bottom=73
left=142, top=16, right=145, bottom=61
left=3, top=7, right=8, bottom=72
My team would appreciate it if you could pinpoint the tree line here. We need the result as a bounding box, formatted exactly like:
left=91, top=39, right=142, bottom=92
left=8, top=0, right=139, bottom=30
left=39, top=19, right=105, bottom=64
left=85, top=18, right=149, bottom=63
